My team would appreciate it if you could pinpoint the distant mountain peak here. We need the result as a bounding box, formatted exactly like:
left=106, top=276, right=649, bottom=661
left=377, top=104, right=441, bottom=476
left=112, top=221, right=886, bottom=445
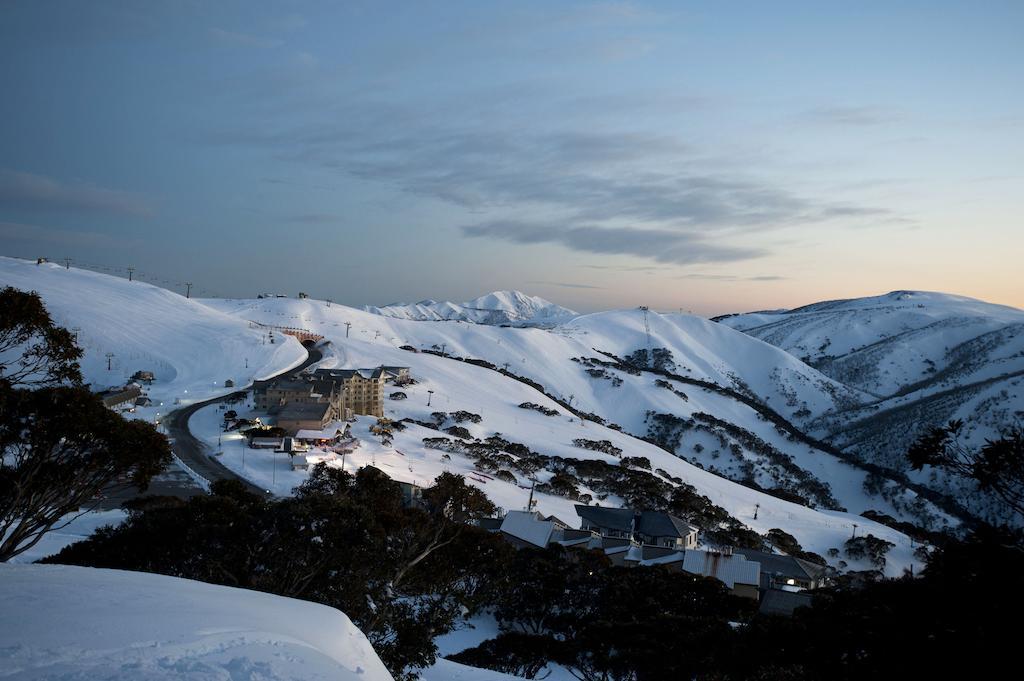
left=364, top=289, right=577, bottom=326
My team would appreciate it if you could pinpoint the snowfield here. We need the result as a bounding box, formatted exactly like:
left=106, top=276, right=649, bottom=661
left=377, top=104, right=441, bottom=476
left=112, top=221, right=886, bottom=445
left=0, top=563, right=394, bottom=681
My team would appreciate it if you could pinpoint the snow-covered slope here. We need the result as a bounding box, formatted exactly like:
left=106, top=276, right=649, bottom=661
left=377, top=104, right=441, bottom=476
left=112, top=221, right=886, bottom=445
left=205, top=295, right=928, bottom=569
left=718, top=290, right=1024, bottom=399
left=365, top=290, right=577, bottom=327
left=0, top=563, right=393, bottom=680
left=718, top=290, right=1024, bottom=524
left=1, top=259, right=923, bottom=570
left=209, top=297, right=881, bottom=513
left=0, top=256, right=306, bottom=408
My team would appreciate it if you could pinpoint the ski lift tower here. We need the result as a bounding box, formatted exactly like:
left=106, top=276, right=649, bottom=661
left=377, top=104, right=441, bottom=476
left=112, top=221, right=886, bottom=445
left=639, top=306, right=653, bottom=368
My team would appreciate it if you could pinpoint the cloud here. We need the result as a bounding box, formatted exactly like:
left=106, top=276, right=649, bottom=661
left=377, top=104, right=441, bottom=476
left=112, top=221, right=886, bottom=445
left=232, top=119, right=891, bottom=236
left=676, top=273, right=787, bottom=281
left=462, top=221, right=765, bottom=265
left=581, top=264, right=669, bottom=273
left=0, top=169, right=154, bottom=217
left=208, top=27, right=283, bottom=49
left=527, top=280, right=604, bottom=289
left=198, top=72, right=899, bottom=268
left=803, top=106, right=901, bottom=127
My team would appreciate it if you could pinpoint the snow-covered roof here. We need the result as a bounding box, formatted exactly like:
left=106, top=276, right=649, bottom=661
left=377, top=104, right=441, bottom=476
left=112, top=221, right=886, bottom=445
left=639, top=551, right=686, bottom=567
left=499, top=511, right=556, bottom=548
left=682, top=550, right=761, bottom=589
left=295, top=420, right=349, bottom=441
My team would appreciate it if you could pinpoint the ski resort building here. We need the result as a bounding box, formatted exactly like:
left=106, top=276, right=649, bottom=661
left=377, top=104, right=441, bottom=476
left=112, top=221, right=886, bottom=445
left=574, top=505, right=699, bottom=549
left=311, top=368, right=386, bottom=417
left=381, top=366, right=412, bottom=385
left=98, top=385, right=142, bottom=410
left=275, top=402, right=337, bottom=433
left=254, top=366, right=396, bottom=432
left=733, top=548, right=830, bottom=590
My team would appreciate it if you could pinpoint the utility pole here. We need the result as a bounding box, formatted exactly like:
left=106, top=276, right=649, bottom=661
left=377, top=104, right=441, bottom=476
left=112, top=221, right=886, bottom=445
left=63, top=257, right=71, bottom=270
left=851, top=523, right=858, bottom=539
left=345, top=322, right=351, bottom=338
left=427, top=389, right=434, bottom=406
left=127, top=266, right=135, bottom=282
left=526, top=477, right=536, bottom=511
left=185, top=282, right=193, bottom=299
left=105, top=352, right=114, bottom=371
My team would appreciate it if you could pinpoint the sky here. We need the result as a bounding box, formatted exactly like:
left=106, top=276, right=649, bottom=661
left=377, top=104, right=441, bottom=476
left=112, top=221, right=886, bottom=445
left=1, top=0, right=1021, bottom=315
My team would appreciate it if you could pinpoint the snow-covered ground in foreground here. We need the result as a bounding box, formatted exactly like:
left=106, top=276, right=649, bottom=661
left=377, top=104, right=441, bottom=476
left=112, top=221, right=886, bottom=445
left=0, top=563, right=394, bottom=681
left=0, top=257, right=306, bottom=414
left=365, top=289, right=577, bottom=327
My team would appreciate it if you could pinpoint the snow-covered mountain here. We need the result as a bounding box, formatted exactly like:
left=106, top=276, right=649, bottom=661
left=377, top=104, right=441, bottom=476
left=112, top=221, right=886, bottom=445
left=718, top=290, right=1024, bottom=524
left=210, top=293, right=952, bottom=549
left=0, top=257, right=922, bottom=569
left=365, top=290, right=577, bottom=326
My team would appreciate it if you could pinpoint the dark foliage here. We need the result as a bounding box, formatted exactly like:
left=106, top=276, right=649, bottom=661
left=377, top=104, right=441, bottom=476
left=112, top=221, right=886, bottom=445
left=909, top=420, right=1024, bottom=524
left=0, top=384, right=170, bottom=562
left=0, top=286, right=83, bottom=387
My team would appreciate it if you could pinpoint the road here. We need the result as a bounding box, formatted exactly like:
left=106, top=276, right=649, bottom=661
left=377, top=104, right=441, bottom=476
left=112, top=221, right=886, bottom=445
left=163, top=346, right=323, bottom=495
left=95, top=346, right=323, bottom=508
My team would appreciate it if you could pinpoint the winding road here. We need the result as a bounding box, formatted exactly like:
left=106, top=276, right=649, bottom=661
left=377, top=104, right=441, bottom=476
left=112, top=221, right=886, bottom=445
left=94, top=346, right=322, bottom=509
left=162, top=346, right=323, bottom=495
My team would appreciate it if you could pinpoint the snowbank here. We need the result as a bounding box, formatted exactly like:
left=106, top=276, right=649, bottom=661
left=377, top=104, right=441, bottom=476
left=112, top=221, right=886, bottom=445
left=0, top=563, right=393, bottom=680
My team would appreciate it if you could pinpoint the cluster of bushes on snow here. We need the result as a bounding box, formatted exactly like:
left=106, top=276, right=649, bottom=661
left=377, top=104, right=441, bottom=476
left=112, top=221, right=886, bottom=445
left=643, top=410, right=843, bottom=511
left=655, top=378, right=689, bottom=400
left=517, top=401, right=560, bottom=416
left=623, top=347, right=677, bottom=372
left=691, top=412, right=844, bottom=511
left=571, top=438, right=623, bottom=456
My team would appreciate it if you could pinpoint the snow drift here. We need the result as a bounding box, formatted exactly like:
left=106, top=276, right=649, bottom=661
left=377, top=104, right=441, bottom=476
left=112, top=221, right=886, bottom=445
left=0, top=563, right=393, bottom=680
